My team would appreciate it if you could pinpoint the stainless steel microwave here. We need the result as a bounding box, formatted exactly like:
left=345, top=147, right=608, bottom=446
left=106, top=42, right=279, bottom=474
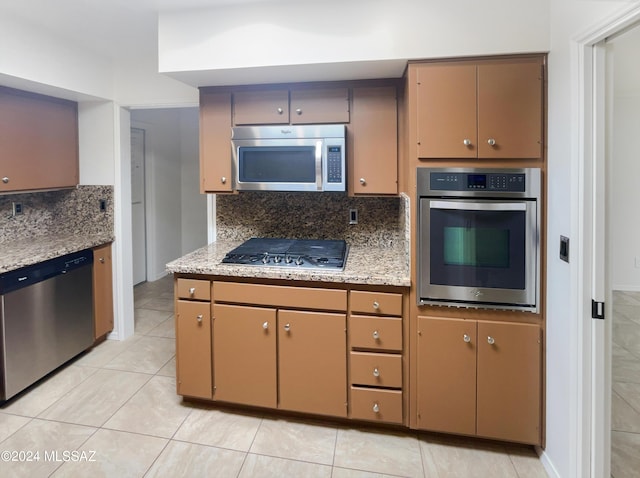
left=231, top=124, right=346, bottom=192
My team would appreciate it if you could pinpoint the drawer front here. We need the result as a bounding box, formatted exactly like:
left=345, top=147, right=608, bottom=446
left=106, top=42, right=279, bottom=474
left=350, top=352, right=402, bottom=388
left=177, top=278, right=211, bottom=301
left=350, top=290, right=402, bottom=316
left=350, top=387, right=403, bottom=424
left=213, top=281, right=347, bottom=311
left=349, top=316, right=402, bottom=351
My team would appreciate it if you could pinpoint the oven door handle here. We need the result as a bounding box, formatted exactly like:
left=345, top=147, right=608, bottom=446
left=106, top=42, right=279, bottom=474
left=315, top=140, right=323, bottom=191
left=429, top=200, right=527, bottom=212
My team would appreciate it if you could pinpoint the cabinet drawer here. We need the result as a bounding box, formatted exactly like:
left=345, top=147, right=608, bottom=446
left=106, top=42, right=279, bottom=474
left=177, top=279, right=211, bottom=301
left=351, top=387, right=403, bottom=424
left=350, top=291, right=402, bottom=316
left=350, top=352, right=402, bottom=388
left=349, top=316, right=402, bottom=351
left=213, top=281, right=347, bottom=311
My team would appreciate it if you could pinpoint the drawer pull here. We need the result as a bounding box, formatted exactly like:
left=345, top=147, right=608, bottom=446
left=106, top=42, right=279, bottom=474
left=263, top=321, right=269, bottom=330
left=372, top=301, right=380, bottom=310
left=373, top=367, right=380, bottom=378
left=189, top=287, right=196, bottom=296
left=487, top=336, right=495, bottom=345
left=487, top=138, right=497, bottom=146
left=196, top=314, right=203, bottom=324
left=372, top=403, right=380, bottom=413
left=463, top=334, right=471, bottom=343
left=284, top=323, right=291, bottom=332
left=372, top=330, right=380, bottom=340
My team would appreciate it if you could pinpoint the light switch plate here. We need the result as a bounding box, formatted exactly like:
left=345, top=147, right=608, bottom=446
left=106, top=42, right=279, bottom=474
left=560, top=236, right=569, bottom=263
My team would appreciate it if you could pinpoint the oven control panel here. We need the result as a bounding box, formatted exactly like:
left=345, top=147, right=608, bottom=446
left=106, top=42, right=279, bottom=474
left=430, top=172, right=527, bottom=192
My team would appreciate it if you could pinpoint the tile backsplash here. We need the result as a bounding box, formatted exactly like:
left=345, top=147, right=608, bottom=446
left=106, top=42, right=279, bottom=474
left=216, top=192, right=408, bottom=248
left=0, top=186, right=114, bottom=243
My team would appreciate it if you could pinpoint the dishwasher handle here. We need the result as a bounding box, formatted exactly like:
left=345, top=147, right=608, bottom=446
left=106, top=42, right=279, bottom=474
left=0, top=249, right=93, bottom=294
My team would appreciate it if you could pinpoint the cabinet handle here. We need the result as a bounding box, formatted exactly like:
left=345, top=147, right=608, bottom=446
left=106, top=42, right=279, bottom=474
left=463, top=334, right=471, bottom=343
left=2, top=177, right=8, bottom=184
left=372, top=301, right=380, bottom=310
left=359, top=178, right=366, bottom=185
left=463, top=139, right=472, bottom=146
left=284, top=323, right=291, bottom=332
left=262, top=321, right=269, bottom=330
left=189, top=287, right=196, bottom=296
left=373, top=367, right=380, bottom=378
left=487, top=138, right=496, bottom=146
left=487, top=336, right=495, bottom=345
left=99, top=257, right=105, bottom=264
left=372, top=403, right=380, bottom=413
left=221, top=176, right=227, bottom=184
left=295, top=108, right=302, bottom=115
left=196, top=314, right=203, bottom=324
left=277, top=107, right=284, bottom=115
left=372, top=330, right=380, bottom=340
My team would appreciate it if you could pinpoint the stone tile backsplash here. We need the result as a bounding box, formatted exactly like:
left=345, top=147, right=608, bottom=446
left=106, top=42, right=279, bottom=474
left=216, top=192, right=408, bottom=248
left=0, top=186, right=114, bottom=244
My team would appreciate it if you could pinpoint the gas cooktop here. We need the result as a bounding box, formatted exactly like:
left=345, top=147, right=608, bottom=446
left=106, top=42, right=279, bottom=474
left=221, top=238, right=348, bottom=270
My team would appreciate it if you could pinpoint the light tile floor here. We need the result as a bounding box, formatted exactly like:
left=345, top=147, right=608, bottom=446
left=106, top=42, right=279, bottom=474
left=0, top=275, right=549, bottom=478
left=612, top=290, right=640, bottom=478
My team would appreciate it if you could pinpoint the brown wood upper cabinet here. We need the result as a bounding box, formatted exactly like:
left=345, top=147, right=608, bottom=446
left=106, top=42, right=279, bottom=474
left=350, top=86, right=398, bottom=195
left=414, top=56, right=544, bottom=159
left=199, top=90, right=233, bottom=193
left=0, top=86, right=79, bottom=193
left=233, top=87, right=349, bottom=125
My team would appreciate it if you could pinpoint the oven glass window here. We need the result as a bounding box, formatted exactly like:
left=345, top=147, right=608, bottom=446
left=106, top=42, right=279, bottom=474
left=430, top=208, right=526, bottom=290
left=238, top=147, right=316, bottom=183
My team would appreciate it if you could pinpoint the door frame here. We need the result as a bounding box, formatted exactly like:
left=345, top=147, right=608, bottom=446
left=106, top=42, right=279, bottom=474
left=574, top=4, right=640, bottom=477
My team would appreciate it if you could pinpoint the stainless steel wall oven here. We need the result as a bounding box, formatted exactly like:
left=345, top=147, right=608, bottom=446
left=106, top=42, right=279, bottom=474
left=417, top=167, right=541, bottom=312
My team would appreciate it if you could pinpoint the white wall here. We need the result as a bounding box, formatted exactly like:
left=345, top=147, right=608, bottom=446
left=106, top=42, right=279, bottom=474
left=131, top=108, right=206, bottom=280
left=78, top=102, right=116, bottom=185
left=179, top=108, right=208, bottom=255
left=611, top=95, right=640, bottom=290
left=158, top=0, right=550, bottom=86
left=546, top=1, right=634, bottom=477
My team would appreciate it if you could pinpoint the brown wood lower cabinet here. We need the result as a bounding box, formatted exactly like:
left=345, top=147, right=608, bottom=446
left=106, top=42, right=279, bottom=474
left=416, top=316, right=541, bottom=445
left=176, top=300, right=212, bottom=399
left=212, top=304, right=277, bottom=408
left=92, top=243, right=114, bottom=340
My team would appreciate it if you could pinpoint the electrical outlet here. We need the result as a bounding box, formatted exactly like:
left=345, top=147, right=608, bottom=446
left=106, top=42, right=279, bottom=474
left=99, top=199, right=107, bottom=212
left=349, top=208, right=358, bottom=225
left=12, top=202, right=23, bottom=216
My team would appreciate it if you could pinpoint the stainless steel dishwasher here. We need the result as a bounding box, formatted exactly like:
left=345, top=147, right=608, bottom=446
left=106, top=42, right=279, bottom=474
left=0, top=249, right=94, bottom=401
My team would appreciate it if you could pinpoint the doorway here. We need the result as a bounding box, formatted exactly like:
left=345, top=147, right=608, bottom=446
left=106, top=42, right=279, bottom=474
left=131, top=127, right=147, bottom=285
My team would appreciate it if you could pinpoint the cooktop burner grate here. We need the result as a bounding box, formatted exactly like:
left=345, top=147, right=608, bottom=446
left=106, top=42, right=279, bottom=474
left=221, top=238, right=348, bottom=270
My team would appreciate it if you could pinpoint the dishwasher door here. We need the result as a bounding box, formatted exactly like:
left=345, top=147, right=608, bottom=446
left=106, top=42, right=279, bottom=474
left=0, top=249, right=94, bottom=401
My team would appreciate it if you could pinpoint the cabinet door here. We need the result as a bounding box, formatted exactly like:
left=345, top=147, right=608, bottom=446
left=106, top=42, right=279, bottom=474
left=92, top=243, right=114, bottom=340
left=415, top=64, right=477, bottom=159
left=416, top=316, right=476, bottom=435
left=350, top=87, right=398, bottom=195
left=477, top=321, right=541, bottom=444
left=176, top=300, right=212, bottom=399
left=200, top=91, right=233, bottom=192
left=233, top=89, right=289, bottom=125
left=290, top=87, right=349, bottom=124
left=212, top=304, right=277, bottom=408
left=477, top=59, right=543, bottom=159
left=278, top=310, right=347, bottom=417
left=0, top=86, right=78, bottom=192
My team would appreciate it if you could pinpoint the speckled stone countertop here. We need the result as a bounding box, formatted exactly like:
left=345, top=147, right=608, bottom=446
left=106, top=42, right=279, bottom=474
left=0, top=233, right=114, bottom=274
left=166, top=239, right=410, bottom=287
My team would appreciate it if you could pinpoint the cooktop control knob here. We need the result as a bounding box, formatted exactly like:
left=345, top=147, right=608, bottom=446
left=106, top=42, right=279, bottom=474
left=273, top=255, right=282, bottom=263
left=295, top=256, right=304, bottom=266
left=285, top=255, right=293, bottom=264
left=262, top=253, right=270, bottom=264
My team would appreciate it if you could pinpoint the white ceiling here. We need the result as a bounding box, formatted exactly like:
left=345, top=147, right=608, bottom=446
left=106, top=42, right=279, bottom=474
left=0, top=0, right=283, bottom=59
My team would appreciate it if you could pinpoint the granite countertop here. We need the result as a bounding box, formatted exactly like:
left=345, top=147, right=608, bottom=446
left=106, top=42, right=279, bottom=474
left=166, top=239, right=411, bottom=287
left=0, top=233, right=115, bottom=274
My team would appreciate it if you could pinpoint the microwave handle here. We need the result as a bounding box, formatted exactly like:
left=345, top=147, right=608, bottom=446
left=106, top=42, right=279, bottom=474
left=315, top=141, right=323, bottom=190
left=429, top=200, right=527, bottom=212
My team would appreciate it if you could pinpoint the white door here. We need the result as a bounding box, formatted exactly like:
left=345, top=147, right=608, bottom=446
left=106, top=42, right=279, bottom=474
left=131, top=127, right=146, bottom=285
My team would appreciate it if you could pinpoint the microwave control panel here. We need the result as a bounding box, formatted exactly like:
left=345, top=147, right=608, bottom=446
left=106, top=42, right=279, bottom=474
left=430, top=172, right=526, bottom=192
left=326, top=146, right=343, bottom=183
